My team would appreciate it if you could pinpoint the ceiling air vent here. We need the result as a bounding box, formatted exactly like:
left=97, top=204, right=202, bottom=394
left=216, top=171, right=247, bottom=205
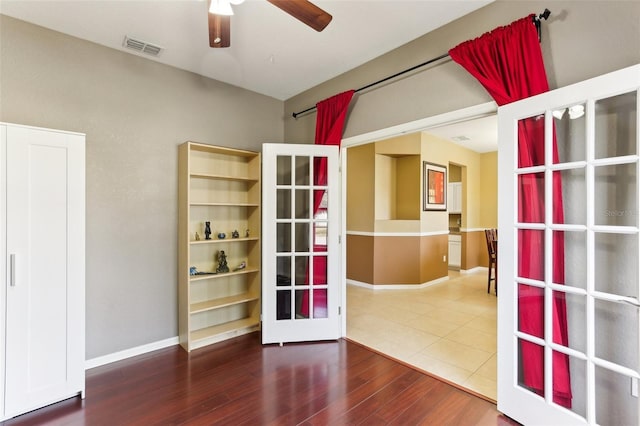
left=123, top=36, right=163, bottom=57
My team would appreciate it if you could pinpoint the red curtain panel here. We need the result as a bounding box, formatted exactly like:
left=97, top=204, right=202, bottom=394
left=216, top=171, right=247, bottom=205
left=301, top=90, right=354, bottom=318
left=313, top=90, right=355, bottom=212
left=449, top=15, right=571, bottom=408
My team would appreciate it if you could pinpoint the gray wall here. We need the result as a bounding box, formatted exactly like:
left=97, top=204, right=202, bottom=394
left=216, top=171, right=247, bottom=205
left=284, top=1, right=640, bottom=143
left=0, top=15, right=284, bottom=359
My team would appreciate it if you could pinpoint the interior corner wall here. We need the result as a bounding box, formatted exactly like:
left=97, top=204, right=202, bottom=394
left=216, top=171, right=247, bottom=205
left=0, top=15, right=284, bottom=359
left=283, top=1, right=640, bottom=144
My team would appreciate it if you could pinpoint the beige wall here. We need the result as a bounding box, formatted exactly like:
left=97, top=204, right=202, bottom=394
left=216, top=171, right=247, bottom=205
left=0, top=16, right=284, bottom=359
left=421, top=132, right=487, bottom=231
left=284, top=1, right=640, bottom=144
left=479, top=151, right=498, bottom=228
left=346, top=143, right=375, bottom=231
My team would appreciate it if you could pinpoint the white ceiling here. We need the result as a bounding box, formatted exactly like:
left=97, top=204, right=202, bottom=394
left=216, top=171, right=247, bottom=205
left=424, top=114, right=497, bottom=153
left=0, top=0, right=493, bottom=101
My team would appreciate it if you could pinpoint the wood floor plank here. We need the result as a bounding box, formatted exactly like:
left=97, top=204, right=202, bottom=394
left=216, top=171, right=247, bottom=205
left=1, top=333, right=519, bottom=426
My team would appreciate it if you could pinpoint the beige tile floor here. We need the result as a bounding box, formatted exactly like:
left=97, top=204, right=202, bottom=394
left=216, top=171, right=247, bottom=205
left=346, top=270, right=498, bottom=400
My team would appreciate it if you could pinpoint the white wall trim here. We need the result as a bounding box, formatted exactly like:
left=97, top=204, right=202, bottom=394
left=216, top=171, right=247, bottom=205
left=461, top=266, right=487, bottom=274
left=341, top=101, right=497, bottom=148
left=347, top=276, right=449, bottom=290
left=461, top=228, right=488, bottom=233
left=85, top=336, right=179, bottom=370
left=346, top=230, right=449, bottom=237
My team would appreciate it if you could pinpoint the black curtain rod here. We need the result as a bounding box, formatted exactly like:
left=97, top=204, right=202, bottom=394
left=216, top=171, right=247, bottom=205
left=292, top=8, right=551, bottom=119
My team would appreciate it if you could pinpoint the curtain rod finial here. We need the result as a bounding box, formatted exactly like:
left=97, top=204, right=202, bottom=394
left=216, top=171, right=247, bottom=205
left=540, top=8, right=551, bottom=20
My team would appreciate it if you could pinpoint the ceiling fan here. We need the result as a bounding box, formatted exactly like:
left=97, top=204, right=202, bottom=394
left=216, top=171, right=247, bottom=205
left=208, top=0, right=332, bottom=48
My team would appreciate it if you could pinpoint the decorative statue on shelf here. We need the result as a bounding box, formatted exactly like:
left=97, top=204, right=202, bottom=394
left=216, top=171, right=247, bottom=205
left=231, top=229, right=240, bottom=238
left=233, top=261, right=246, bottom=272
left=195, top=232, right=200, bottom=241
left=204, top=221, right=212, bottom=240
left=218, top=232, right=226, bottom=239
left=245, top=229, right=250, bottom=238
left=216, top=250, right=229, bottom=273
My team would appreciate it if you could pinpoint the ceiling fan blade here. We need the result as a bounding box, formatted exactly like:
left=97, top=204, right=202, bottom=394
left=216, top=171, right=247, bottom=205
left=266, top=0, right=332, bottom=32
left=208, top=12, right=231, bottom=48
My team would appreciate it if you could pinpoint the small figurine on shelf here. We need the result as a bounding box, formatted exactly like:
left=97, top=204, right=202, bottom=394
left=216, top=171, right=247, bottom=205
left=216, top=250, right=230, bottom=273
left=195, top=232, right=200, bottom=241
left=245, top=229, right=250, bottom=238
left=204, top=222, right=212, bottom=240
left=218, top=232, right=226, bottom=239
left=189, top=266, right=216, bottom=276
left=231, top=229, right=240, bottom=238
left=233, top=261, right=246, bottom=272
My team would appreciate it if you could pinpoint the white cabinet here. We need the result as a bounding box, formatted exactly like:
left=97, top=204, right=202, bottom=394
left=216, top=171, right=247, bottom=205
left=448, top=182, right=462, bottom=213
left=448, top=234, right=462, bottom=268
left=1, top=123, right=85, bottom=420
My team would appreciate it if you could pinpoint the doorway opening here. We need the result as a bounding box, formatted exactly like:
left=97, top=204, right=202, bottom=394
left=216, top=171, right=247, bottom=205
left=342, top=102, right=499, bottom=400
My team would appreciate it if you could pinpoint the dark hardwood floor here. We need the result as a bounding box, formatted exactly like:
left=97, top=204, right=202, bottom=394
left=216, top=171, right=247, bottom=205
left=3, top=334, right=519, bottom=425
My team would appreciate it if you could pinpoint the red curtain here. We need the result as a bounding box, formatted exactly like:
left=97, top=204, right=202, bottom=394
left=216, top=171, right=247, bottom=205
left=449, top=15, right=572, bottom=407
left=301, top=90, right=354, bottom=318
left=313, top=90, right=355, bottom=212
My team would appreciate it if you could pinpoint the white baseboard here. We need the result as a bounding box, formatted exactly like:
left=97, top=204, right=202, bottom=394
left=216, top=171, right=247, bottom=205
left=347, top=276, right=449, bottom=290
left=461, top=266, right=487, bottom=274
left=85, top=336, right=179, bottom=370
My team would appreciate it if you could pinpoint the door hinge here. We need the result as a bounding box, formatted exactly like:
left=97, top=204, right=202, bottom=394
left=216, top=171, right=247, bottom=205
left=338, top=306, right=341, bottom=315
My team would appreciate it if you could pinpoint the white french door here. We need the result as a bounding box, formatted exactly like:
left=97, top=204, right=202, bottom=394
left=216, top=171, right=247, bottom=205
left=261, top=143, right=342, bottom=344
left=498, top=65, right=640, bottom=425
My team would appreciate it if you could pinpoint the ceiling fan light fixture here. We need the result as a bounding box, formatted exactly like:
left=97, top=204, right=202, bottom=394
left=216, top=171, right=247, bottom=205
left=209, top=0, right=234, bottom=16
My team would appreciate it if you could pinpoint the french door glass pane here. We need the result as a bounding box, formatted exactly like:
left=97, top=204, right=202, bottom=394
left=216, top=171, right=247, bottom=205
left=276, top=257, right=291, bottom=286
left=277, top=189, right=291, bottom=219
left=595, top=91, right=637, bottom=159
left=295, top=156, right=310, bottom=185
left=518, top=173, right=545, bottom=223
left=294, top=256, right=308, bottom=286
left=553, top=290, right=586, bottom=353
left=595, top=366, right=639, bottom=426
left=517, top=116, right=545, bottom=168
left=561, top=231, right=587, bottom=290
left=594, top=299, right=639, bottom=370
left=555, top=168, right=586, bottom=225
left=517, top=229, right=545, bottom=280
left=594, top=232, right=638, bottom=295
left=313, top=289, right=328, bottom=318
left=276, top=223, right=291, bottom=252
left=312, top=256, right=327, bottom=285
left=517, top=283, right=544, bottom=339
left=554, top=103, right=586, bottom=163
left=295, top=223, right=309, bottom=252
left=277, top=290, right=291, bottom=320
left=517, top=338, right=545, bottom=397
left=594, top=163, right=637, bottom=226
left=295, top=189, right=310, bottom=219
left=295, top=290, right=309, bottom=319
left=277, top=156, right=291, bottom=185
left=556, top=353, right=586, bottom=419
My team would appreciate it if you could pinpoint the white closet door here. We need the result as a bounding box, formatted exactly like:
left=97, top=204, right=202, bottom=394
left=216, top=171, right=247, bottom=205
left=3, top=124, right=85, bottom=419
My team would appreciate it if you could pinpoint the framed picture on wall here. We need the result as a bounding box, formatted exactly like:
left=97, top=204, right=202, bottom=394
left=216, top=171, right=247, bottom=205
left=423, top=162, right=447, bottom=211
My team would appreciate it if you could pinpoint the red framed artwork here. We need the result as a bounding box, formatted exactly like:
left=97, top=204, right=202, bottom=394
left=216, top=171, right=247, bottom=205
left=423, top=162, right=447, bottom=211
